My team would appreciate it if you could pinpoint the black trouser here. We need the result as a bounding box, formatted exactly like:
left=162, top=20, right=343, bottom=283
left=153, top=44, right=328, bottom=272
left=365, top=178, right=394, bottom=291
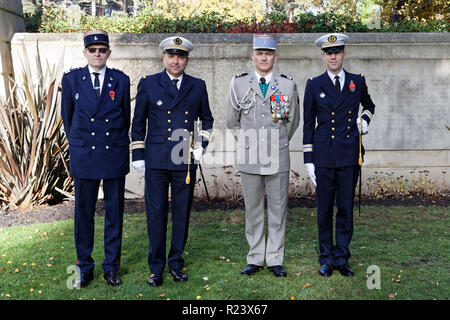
left=315, top=165, right=359, bottom=266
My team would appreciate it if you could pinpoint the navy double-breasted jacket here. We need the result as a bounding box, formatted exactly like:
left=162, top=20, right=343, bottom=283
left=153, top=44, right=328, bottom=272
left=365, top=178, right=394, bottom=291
left=131, top=70, right=214, bottom=171
left=61, top=66, right=131, bottom=179
left=303, top=70, right=375, bottom=168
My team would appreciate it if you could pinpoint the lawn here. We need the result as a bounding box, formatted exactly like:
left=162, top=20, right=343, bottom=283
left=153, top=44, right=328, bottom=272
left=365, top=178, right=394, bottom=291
left=0, top=206, right=448, bottom=300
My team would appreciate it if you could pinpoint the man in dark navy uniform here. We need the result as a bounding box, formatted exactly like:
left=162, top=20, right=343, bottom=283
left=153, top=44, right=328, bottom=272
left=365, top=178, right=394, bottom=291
left=61, top=29, right=131, bottom=288
left=302, top=33, right=375, bottom=277
left=131, top=36, right=214, bottom=287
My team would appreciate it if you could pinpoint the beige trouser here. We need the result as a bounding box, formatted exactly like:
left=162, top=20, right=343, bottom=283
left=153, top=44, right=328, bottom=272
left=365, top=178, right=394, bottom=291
left=240, top=171, right=289, bottom=267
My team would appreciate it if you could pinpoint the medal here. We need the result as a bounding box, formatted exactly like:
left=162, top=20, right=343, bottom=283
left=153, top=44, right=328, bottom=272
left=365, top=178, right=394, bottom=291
left=109, top=90, right=115, bottom=101
left=349, top=80, right=356, bottom=92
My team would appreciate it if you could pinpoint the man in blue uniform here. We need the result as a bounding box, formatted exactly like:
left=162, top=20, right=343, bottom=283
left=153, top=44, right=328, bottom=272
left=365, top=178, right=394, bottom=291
left=303, top=33, right=375, bottom=277
left=131, top=36, right=214, bottom=287
left=61, top=29, right=131, bottom=288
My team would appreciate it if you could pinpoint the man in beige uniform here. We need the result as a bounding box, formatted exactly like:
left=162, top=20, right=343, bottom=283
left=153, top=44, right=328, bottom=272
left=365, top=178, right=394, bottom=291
left=227, top=34, right=300, bottom=277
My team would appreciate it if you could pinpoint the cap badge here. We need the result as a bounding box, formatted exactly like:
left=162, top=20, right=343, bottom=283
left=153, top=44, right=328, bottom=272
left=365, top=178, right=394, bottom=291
left=328, top=35, right=337, bottom=43
left=94, top=36, right=98, bottom=41
left=174, top=37, right=182, bottom=45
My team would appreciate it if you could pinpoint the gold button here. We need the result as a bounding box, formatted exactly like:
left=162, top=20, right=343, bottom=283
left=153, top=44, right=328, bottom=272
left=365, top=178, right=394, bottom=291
left=348, top=119, right=352, bottom=122
left=91, top=146, right=96, bottom=150
left=185, top=111, right=188, bottom=115
left=347, top=126, right=351, bottom=130
left=346, top=135, right=350, bottom=138
left=167, top=111, right=171, bottom=114
left=184, top=129, right=188, bottom=132
left=348, top=111, right=352, bottom=114
left=105, top=119, right=109, bottom=122
left=106, top=132, right=110, bottom=136
left=90, top=118, right=95, bottom=122
left=331, top=135, right=335, bottom=139
left=331, top=120, right=335, bottom=123
left=331, top=112, right=335, bottom=116
left=332, top=127, right=335, bottom=131
left=91, top=132, right=95, bottom=136
left=185, top=120, right=188, bottom=123
left=106, top=145, right=110, bottom=149
left=168, top=128, right=171, bottom=132
left=168, top=137, right=171, bottom=141
left=168, top=119, right=171, bottom=123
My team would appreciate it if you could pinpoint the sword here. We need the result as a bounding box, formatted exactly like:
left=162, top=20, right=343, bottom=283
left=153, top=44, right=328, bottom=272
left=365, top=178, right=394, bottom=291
left=358, top=118, right=363, bottom=217
left=186, top=131, right=213, bottom=212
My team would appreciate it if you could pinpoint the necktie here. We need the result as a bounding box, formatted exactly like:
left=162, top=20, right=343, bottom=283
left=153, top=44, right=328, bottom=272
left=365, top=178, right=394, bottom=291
left=172, top=78, right=179, bottom=90
left=93, top=72, right=101, bottom=98
left=259, top=77, right=268, bottom=97
left=334, top=75, right=341, bottom=94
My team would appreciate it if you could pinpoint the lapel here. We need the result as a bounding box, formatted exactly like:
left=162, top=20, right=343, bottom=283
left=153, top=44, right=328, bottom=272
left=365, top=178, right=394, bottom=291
left=318, top=71, right=339, bottom=102
left=79, top=66, right=98, bottom=116
left=336, top=69, right=352, bottom=106
left=169, top=73, right=193, bottom=110
left=93, top=67, right=119, bottom=116
left=160, top=70, right=178, bottom=108
left=249, top=71, right=265, bottom=100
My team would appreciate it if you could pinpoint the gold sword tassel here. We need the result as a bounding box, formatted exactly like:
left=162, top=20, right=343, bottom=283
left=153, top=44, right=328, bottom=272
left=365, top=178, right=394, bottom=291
left=185, top=132, right=194, bottom=184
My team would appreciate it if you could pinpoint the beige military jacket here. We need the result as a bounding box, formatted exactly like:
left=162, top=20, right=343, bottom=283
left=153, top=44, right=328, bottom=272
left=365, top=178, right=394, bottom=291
left=227, top=71, right=300, bottom=175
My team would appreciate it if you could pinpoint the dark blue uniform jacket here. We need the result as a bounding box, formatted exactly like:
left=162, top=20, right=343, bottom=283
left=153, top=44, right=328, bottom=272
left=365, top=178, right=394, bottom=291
left=61, top=66, right=131, bottom=179
left=131, top=70, right=214, bottom=171
left=303, top=70, right=375, bottom=168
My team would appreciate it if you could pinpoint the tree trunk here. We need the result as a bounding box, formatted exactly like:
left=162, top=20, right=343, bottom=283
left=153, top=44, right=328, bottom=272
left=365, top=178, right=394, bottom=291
left=91, top=0, right=96, bottom=16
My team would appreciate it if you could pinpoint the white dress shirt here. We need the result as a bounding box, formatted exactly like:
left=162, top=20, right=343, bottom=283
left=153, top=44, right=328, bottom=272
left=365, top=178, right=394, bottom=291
left=166, top=71, right=183, bottom=90
left=88, top=65, right=106, bottom=95
left=327, top=69, right=345, bottom=91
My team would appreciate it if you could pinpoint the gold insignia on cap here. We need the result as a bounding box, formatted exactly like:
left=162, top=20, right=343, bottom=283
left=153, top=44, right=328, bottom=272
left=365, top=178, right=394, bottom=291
left=174, top=37, right=182, bottom=45
left=328, top=35, right=337, bottom=43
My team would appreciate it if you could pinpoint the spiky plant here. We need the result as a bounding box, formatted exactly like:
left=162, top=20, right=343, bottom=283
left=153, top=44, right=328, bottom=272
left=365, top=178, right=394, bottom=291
left=0, top=41, right=72, bottom=210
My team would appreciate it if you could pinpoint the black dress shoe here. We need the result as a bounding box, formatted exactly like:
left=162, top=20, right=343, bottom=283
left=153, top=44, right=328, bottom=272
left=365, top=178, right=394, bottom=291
left=268, top=265, right=287, bottom=277
left=318, top=264, right=333, bottom=277
left=170, top=269, right=188, bottom=282
left=336, top=264, right=354, bottom=277
left=241, top=264, right=264, bottom=275
left=103, top=270, right=122, bottom=286
left=147, top=273, right=163, bottom=287
left=74, top=271, right=94, bottom=289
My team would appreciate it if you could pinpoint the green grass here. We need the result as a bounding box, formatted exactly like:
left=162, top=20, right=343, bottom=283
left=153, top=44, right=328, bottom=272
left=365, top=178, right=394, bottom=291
left=0, top=206, right=448, bottom=300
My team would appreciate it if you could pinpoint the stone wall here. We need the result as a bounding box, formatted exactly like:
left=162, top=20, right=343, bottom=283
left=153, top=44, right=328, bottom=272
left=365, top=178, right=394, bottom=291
left=10, top=33, right=450, bottom=198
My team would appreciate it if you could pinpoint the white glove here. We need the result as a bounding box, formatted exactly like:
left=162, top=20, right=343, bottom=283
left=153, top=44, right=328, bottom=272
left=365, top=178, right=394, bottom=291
left=190, top=147, right=204, bottom=161
left=305, top=163, right=316, bottom=187
left=131, top=160, right=145, bottom=172
left=357, top=117, right=368, bottom=135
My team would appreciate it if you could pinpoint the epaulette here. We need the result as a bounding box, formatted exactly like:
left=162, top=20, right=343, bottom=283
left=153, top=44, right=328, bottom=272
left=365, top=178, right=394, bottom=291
left=235, top=72, right=248, bottom=78
left=111, top=68, right=125, bottom=75
left=64, top=67, right=82, bottom=74
left=280, top=74, right=293, bottom=80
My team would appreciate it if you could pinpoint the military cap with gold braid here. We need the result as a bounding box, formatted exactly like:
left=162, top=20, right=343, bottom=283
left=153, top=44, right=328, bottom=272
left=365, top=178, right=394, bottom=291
left=159, top=36, right=194, bottom=56
left=315, top=33, right=349, bottom=53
